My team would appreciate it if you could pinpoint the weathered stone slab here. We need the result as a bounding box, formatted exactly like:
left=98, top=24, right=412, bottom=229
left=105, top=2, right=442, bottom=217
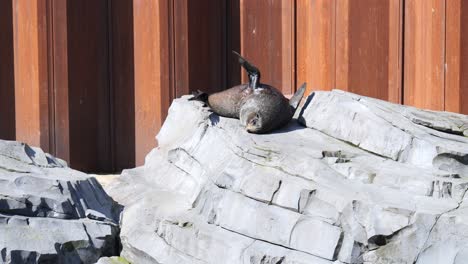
left=0, top=140, right=120, bottom=263
left=108, top=91, right=468, bottom=264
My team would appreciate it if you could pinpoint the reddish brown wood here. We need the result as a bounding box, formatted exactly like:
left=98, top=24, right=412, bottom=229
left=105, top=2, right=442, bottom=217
left=239, top=0, right=295, bottom=94
left=404, top=0, right=445, bottom=111
left=445, top=0, right=468, bottom=114
left=187, top=0, right=227, bottom=94
left=227, top=0, right=241, bottom=87
left=336, top=0, right=402, bottom=102
left=12, top=0, right=51, bottom=151
left=158, top=0, right=174, bottom=126
left=445, top=0, right=461, bottom=113
left=388, top=0, right=404, bottom=103
left=297, top=0, right=336, bottom=95
left=173, top=0, right=190, bottom=97
left=460, top=1, right=468, bottom=115
left=49, top=0, right=70, bottom=163
left=335, top=0, right=348, bottom=94
left=0, top=0, right=15, bottom=140
left=66, top=0, right=111, bottom=171
left=133, top=0, right=166, bottom=165
left=172, top=0, right=227, bottom=97
left=110, top=0, right=136, bottom=170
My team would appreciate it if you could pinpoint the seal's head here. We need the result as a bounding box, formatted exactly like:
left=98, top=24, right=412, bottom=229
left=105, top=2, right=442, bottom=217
left=245, top=112, right=262, bottom=133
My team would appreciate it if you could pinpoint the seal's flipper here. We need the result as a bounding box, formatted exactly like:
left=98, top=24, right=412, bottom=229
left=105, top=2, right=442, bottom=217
left=289, top=83, right=307, bottom=110
left=232, top=51, right=260, bottom=75
left=232, top=51, right=261, bottom=89
left=188, top=90, right=209, bottom=104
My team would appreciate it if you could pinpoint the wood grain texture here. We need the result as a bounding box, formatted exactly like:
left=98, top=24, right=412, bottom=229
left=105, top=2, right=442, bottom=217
left=335, top=0, right=348, bottom=93
left=187, top=0, right=227, bottom=94
left=133, top=0, right=165, bottom=165
left=227, top=0, right=241, bottom=88
left=336, top=0, right=402, bottom=102
left=460, top=1, right=468, bottom=115
left=0, top=0, right=15, bottom=140
left=404, top=0, right=445, bottom=110
left=445, top=0, right=468, bottom=114
left=158, top=0, right=174, bottom=125
left=239, top=0, right=295, bottom=94
left=110, top=0, right=135, bottom=170
left=173, top=0, right=228, bottom=96
left=67, top=0, right=111, bottom=171
left=50, top=0, right=70, bottom=163
left=12, top=0, right=50, bottom=151
left=173, top=0, right=189, bottom=98
left=297, top=0, right=336, bottom=94
left=388, top=0, right=404, bottom=103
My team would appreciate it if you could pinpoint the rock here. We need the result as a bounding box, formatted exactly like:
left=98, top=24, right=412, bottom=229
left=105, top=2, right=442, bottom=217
left=108, top=91, right=468, bottom=264
left=0, top=140, right=121, bottom=263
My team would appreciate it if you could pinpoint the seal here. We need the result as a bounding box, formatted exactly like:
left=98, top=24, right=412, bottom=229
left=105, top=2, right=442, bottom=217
left=191, top=51, right=306, bottom=134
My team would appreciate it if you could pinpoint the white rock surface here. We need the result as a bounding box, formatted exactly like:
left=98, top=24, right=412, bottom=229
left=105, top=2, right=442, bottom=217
left=0, top=140, right=121, bottom=263
left=108, top=90, right=468, bottom=264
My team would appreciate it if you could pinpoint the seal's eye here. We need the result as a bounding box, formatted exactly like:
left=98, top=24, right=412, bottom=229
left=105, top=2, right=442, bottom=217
left=250, top=119, right=257, bottom=126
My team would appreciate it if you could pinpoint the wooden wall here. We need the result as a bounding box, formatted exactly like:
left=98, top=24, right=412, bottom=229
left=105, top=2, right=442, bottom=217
left=110, top=0, right=135, bottom=171
left=297, top=0, right=467, bottom=111
left=12, top=0, right=51, bottom=151
left=0, top=0, right=15, bottom=140
left=0, top=0, right=467, bottom=172
left=67, top=0, right=112, bottom=171
left=445, top=0, right=468, bottom=114
left=297, top=0, right=402, bottom=102
left=239, top=1, right=295, bottom=94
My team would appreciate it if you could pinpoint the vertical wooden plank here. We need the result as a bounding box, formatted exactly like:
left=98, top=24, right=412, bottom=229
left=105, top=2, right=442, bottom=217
left=0, top=0, right=16, bottom=140
left=445, top=0, right=468, bottom=114
left=227, top=0, right=241, bottom=88
left=336, top=0, right=402, bottom=102
left=67, top=0, right=111, bottom=171
left=404, top=0, right=445, bottom=110
left=297, top=0, right=336, bottom=94
left=51, top=0, right=70, bottom=163
left=12, top=0, right=50, bottom=151
left=158, top=0, right=174, bottom=124
left=281, top=0, right=295, bottom=94
left=186, top=0, right=227, bottom=94
left=173, top=0, right=227, bottom=96
left=445, top=0, right=460, bottom=113
left=239, top=0, right=295, bottom=94
left=133, top=0, right=166, bottom=165
left=460, top=1, right=468, bottom=114
left=335, top=0, right=348, bottom=92
left=173, top=0, right=189, bottom=98
left=388, top=0, right=404, bottom=103
left=110, top=0, right=136, bottom=170
left=345, top=0, right=390, bottom=99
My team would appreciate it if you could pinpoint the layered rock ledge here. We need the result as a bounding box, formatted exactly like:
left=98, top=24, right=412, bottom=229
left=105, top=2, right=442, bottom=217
left=108, top=90, right=468, bottom=264
left=0, top=141, right=121, bottom=263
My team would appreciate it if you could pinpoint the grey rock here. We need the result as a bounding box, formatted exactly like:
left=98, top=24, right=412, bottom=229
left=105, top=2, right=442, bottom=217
left=108, top=91, right=468, bottom=264
left=0, top=140, right=121, bottom=263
